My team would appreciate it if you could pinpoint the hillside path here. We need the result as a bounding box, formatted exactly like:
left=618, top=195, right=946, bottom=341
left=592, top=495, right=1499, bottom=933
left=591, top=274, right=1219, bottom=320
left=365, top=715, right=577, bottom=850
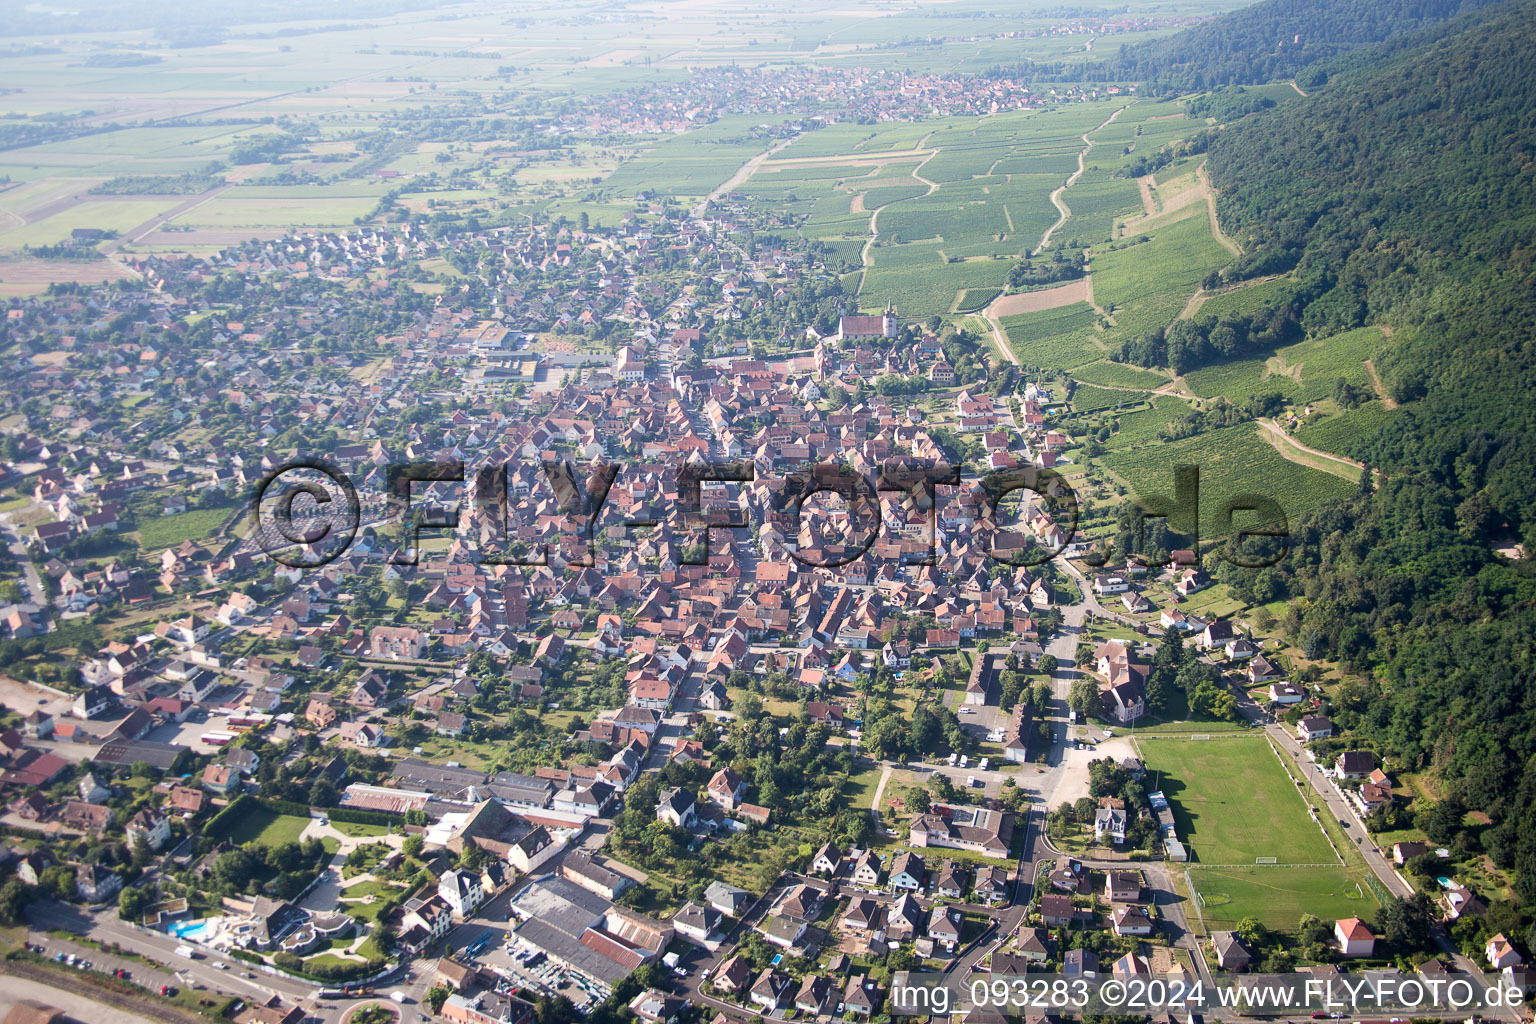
left=1034, top=105, right=1127, bottom=255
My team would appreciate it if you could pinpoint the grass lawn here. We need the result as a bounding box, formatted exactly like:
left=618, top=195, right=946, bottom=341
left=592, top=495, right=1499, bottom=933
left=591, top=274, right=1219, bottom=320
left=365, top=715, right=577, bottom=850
left=1177, top=583, right=1250, bottom=621
left=1127, top=716, right=1251, bottom=737
left=332, top=821, right=390, bottom=838
left=1136, top=734, right=1338, bottom=866
left=343, top=899, right=388, bottom=923
left=135, top=507, right=229, bottom=550
left=208, top=804, right=310, bottom=848
left=845, top=762, right=885, bottom=810
left=340, top=879, right=402, bottom=900
left=1187, top=865, right=1377, bottom=934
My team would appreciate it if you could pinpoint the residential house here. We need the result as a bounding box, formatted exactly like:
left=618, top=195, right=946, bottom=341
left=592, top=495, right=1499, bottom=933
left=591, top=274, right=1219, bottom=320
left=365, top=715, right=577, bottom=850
left=1488, top=934, right=1525, bottom=970
left=1335, top=918, right=1375, bottom=957
left=888, top=850, right=926, bottom=891
left=656, top=787, right=697, bottom=828
left=439, top=868, right=485, bottom=918
left=1211, top=931, right=1253, bottom=972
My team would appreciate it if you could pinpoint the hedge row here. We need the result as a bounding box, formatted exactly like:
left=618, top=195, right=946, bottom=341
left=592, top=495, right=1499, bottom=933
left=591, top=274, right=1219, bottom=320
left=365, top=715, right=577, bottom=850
left=203, top=793, right=260, bottom=841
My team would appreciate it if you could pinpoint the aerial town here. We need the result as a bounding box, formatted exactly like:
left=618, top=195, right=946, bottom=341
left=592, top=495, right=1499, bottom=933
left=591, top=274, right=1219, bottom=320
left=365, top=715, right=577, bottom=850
left=0, top=0, right=1533, bottom=1023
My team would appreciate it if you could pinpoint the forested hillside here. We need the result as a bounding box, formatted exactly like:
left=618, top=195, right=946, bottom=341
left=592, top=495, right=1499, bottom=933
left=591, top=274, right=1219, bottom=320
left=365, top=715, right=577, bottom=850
left=1086, top=0, right=1497, bottom=92
left=1193, top=0, right=1536, bottom=905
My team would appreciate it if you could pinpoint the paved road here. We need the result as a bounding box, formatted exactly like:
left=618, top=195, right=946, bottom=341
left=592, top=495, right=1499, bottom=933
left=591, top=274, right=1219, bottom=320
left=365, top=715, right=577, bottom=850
left=25, top=898, right=327, bottom=1014
left=0, top=514, right=52, bottom=630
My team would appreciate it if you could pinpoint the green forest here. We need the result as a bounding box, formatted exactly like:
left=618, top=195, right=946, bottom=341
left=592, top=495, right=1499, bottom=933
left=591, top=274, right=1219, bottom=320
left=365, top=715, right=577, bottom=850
left=1088, top=0, right=1500, bottom=92
left=1161, top=0, right=1536, bottom=907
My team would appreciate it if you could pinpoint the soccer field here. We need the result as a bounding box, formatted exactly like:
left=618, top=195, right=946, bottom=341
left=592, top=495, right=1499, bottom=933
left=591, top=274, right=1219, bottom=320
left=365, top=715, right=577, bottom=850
left=1187, top=865, right=1379, bottom=933
left=1137, top=735, right=1338, bottom=866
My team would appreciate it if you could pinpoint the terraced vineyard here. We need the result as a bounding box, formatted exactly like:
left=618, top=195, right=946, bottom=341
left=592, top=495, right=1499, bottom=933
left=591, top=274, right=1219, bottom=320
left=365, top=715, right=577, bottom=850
left=1093, top=207, right=1234, bottom=346
left=1000, top=302, right=1103, bottom=370
left=1295, top=401, right=1398, bottom=457
left=1101, top=420, right=1354, bottom=539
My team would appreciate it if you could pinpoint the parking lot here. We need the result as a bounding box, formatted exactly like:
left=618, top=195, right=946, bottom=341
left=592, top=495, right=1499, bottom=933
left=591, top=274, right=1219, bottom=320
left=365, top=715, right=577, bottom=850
left=454, top=929, right=608, bottom=1014
left=24, top=933, right=180, bottom=997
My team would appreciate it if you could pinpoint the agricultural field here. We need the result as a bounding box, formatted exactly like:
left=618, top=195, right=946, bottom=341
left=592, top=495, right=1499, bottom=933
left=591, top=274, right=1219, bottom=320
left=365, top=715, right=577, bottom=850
left=168, top=191, right=379, bottom=231
left=1104, top=395, right=1198, bottom=446
left=1001, top=302, right=1103, bottom=371
left=1187, top=864, right=1378, bottom=934
left=1295, top=402, right=1397, bottom=457
left=1137, top=735, right=1339, bottom=866
left=1069, top=359, right=1169, bottom=389
left=0, top=258, right=127, bottom=297
left=1057, top=170, right=1144, bottom=245
left=1183, top=325, right=1384, bottom=404
left=775, top=120, right=937, bottom=160
left=1193, top=275, right=1299, bottom=321
left=1182, top=355, right=1290, bottom=402
left=1099, top=420, right=1354, bottom=540
left=1092, top=206, right=1234, bottom=345
left=863, top=242, right=1016, bottom=320
left=827, top=103, right=1135, bottom=315
left=135, top=507, right=230, bottom=551
left=1069, top=383, right=1149, bottom=413
left=0, top=197, right=185, bottom=251
left=601, top=116, right=796, bottom=199
left=1092, top=98, right=1193, bottom=160
left=1271, top=326, right=1385, bottom=404
left=953, top=287, right=1001, bottom=313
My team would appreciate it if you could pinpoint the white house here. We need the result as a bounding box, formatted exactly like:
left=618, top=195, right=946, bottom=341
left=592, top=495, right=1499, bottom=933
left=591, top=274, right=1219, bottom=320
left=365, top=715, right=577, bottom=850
left=1112, top=906, right=1154, bottom=937
left=1297, top=716, right=1334, bottom=741
left=1269, top=681, right=1304, bottom=705
left=126, top=808, right=171, bottom=851
left=1093, top=575, right=1130, bottom=596
left=1335, top=918, right=1375, bottom=957
left=1487, top=934, right=1525, bottom=970
left=438, top=868, right=485, bottom=918
left=1094, top=807, right=1128, bottom=845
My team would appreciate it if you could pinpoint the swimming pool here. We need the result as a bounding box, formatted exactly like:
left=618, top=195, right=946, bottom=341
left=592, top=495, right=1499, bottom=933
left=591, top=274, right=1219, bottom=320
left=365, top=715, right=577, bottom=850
left=172, top=919, right=214, bottom=941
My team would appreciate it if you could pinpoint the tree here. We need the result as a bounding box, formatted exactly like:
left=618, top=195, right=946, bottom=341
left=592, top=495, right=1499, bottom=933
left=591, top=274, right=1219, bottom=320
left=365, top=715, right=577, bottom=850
left=1414, top=795, right=1466, bottom=846
left=402, top=834, right=424, bottom=859
left=1236, top=915, right=1268, bottom=947
left=1374, top=893, right=1435, bottom=953
left=1298, top=914, right=1333, bottom=946
left=40, top=865, right=76, bottom=901
left=1068, top=678, right=1101, bottom=721
left=426, top=986, right=451, bottom=1014
left=0, top=880, right=34, bottom=925
left=119, top=884, right=153, bottom=922
left=212, top=847, right=257, bottom=890
left=308, top=777, right=339, bottom=808
left=1038, top=654, right=1059, bottom=674
left=1030, top=682, right=1053, bottom=712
